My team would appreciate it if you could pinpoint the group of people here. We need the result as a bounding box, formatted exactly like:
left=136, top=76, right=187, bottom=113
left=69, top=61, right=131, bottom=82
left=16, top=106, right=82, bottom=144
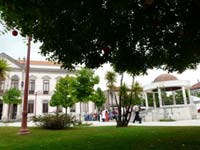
left=98, top=109, right=117, bottom=122
left=83, top=109, right=118, bottom=122
left=83, top=105, right=142, bottom=123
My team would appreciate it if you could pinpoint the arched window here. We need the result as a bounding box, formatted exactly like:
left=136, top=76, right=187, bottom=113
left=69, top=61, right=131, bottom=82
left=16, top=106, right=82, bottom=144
left=11, top=75, right=19, bottom=89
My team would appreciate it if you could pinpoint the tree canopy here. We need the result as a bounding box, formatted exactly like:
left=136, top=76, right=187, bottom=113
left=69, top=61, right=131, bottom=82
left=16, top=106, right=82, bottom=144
left=0, top=0, right=200, bottom=74
left=92, top=87, right=106, bottom=109
left=50, top=75, right=77, bottom=111
left=75, top=68, right=99, bottom=102
left=2, top=88, right=21, bottom=104
left=0, top=59, right=10, bottom=79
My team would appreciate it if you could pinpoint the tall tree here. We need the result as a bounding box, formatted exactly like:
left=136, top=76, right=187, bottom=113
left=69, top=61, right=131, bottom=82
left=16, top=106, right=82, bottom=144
left=105, top=71, right=118, bottom=107
left=118, top=76, right=143, bottom=127
left=2, top=88, right=21, bottom=120
left=92, top=87, right=106, bottom=111
left=0, top=1, right=200, bottom=74
left=0, top=59, right=10, bottom=79
left=75, top=68, right=99, bottom=121
left=50, top=75, right=77, bottom=114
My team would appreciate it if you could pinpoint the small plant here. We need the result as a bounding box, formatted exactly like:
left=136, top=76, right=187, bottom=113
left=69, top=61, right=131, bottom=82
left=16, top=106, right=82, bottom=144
left=159, top=118, right=176, bottom=122
left=32, top=113, right=75, bottom=129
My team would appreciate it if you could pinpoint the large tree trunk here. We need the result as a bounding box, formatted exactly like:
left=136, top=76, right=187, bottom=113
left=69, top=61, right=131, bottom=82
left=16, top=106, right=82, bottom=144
left=79, top=102, right=82, bottom=122
left=116, top=73, right=124, bottom=127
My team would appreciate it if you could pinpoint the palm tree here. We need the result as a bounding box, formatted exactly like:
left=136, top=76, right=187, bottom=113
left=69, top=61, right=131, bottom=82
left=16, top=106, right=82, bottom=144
left=105, top=71, right=117, bottom=107
left=0, top=59, right=10, bottom=79
left=131, top=81, right=143, bottom=105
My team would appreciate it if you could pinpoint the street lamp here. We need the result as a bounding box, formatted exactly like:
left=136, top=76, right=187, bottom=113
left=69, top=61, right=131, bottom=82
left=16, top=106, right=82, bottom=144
left=34, top=92, right=37, bottom=116
left=18, top=36, right=32, bottom=134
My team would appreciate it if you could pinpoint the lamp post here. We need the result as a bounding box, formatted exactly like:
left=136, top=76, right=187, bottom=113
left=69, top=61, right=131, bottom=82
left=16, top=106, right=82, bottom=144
left=34, top=92, right=37, bottom=116
left=18, top=36, right=32, bottom=134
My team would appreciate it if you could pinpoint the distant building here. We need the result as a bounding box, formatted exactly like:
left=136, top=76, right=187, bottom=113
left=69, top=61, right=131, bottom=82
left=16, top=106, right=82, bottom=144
left=0, top=53, right=96, bottom=121
left=191, top=82, right=200, bottom=96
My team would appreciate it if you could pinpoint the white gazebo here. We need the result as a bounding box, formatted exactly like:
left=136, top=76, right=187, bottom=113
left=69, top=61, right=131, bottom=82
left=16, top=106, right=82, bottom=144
left=141, top=74, right=196, bottom=121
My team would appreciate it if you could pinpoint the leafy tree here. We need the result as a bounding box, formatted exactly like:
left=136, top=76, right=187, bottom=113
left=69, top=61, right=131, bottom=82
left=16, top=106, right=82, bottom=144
left=105, top=71, right=118, bottom=106
left=2, top=88, right=21, bottom=120
left=117, top=75, right=143, bottom=127
left=75, top=68, right=99, bottom=121
left=50, top=75, right=77, bottom=114
left=0, top=59, right=10, bottom=79
left=105, top=71, right=143, bottom=127
left=0, top=1, right=200, bottom=74
left=92, top=87, right=106, bottom=110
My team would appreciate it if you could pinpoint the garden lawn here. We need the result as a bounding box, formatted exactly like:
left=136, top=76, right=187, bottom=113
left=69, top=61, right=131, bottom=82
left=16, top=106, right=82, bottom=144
left=0, top=126, right=200, bottom=150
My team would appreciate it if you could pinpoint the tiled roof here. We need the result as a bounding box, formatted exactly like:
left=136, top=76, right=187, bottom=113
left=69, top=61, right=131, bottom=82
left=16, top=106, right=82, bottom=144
left=191, top=82, right=200, bottom=90
left=153, top=74, right=178, bottom=83
left=18, top=60, right=61, bottom=66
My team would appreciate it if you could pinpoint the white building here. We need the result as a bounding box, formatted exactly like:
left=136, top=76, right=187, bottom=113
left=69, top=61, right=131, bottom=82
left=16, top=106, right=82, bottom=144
left=0, top=53, right=96, bottom=121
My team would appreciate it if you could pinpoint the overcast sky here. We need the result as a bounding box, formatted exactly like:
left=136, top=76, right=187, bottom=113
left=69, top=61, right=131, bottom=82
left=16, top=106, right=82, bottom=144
left=1, top=23, right=200, bottom=90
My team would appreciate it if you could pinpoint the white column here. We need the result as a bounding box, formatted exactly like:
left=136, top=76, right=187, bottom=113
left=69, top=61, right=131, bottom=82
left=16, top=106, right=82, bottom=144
left=16, top=104, right=22, bottom=119
left=2, top=103, right=8, bottom=121
left=187, top=89, right=192, bottom=104
left=172, top=91, right=176, bottom=105
left=152, top=92, right=156, bottom=108
left=182, top=86, right=187, bottom=104
left=144, top=92, right=149, bottom=109
left=158, top=88, right=162, bottom=107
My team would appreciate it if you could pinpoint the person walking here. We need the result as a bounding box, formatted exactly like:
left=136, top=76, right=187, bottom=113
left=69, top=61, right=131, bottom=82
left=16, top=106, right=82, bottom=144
left=105, top=111, right=109, bottom=122
left=133, top=105, right=142, bottom=123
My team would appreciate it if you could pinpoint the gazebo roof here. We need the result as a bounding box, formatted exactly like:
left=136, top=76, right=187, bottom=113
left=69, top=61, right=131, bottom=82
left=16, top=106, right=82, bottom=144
left=153, top=74, right=178, bottom=83
left=143, top=74, right=190, bottom=92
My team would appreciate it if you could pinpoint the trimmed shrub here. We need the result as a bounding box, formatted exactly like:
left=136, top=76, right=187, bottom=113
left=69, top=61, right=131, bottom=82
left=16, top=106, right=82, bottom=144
left=159, top=118, right=176, bottom=122
left=32, top=113, right=75, bottom=129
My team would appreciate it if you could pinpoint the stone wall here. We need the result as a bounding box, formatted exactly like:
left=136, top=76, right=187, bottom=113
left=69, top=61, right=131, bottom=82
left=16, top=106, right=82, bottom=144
left=141, top=105, right=196, bottom=122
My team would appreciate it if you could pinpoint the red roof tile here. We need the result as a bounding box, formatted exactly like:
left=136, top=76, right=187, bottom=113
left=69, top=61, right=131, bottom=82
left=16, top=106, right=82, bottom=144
left=153, top=74, right=178, bottom=83
left=18, top=60, right=61, bottom=66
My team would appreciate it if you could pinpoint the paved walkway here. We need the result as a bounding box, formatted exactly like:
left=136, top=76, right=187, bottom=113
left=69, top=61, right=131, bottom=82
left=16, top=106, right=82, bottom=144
left=0, top=120, right=200, bottom=127
left=89, top=120, right=200, bottom=126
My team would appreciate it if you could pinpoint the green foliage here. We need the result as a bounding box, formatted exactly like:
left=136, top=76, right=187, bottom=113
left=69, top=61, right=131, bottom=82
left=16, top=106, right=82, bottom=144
left=159, top=118, right=176, bottom=122
left=197, top=92, right=200, bottom=98
left=0, top=59, right=10, bottom=79
left=92, top=87, right=106, bottom=109
left=147, top=93, right=159, bottom=107
left=120, top=82, right=143, bottom=106
left=75, top=68, right=99, bottom=102
left=2, top=88, right=21, bottom=104
left=105, top=71, right=117, bottom=90
left=120, top=83, right=130, bottom=106
left=1, top=1, right=200, bottom=74
left=175, top=90, right=184, bottom=104
left=50, top=76, right=77, bottom=109
left=32, top=113, right=74, bottom=129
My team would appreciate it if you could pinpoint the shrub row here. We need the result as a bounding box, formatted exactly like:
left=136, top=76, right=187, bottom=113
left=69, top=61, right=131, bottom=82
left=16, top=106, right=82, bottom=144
left=32, top=113, right=75, bottom=129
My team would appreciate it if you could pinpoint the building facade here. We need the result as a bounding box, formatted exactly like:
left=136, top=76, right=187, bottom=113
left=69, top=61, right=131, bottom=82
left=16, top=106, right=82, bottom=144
left=0, top=53, right=96, bottom=121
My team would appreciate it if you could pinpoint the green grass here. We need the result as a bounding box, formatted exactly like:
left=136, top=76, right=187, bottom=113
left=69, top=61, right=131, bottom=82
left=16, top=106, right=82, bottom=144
left=0, top=126, right=200, bottom=150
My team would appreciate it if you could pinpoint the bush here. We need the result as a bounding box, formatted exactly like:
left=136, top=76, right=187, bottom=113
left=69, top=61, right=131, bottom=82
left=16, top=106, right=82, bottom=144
left=159, top=118, right=176, bottom=122
left=32, top=113, right=75, bottom=129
